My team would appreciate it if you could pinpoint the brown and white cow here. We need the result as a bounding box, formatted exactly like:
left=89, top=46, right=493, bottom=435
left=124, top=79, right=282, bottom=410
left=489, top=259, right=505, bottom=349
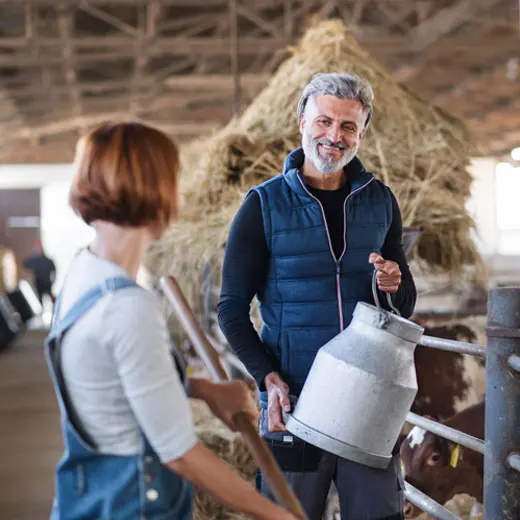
left=400, top=401, right=485, bottom=519
left=410, top=320, right=486, bottom=424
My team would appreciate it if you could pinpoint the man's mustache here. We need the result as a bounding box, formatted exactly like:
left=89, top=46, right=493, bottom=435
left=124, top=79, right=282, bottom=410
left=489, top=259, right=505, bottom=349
left=316, top=139, right=347, bottom=150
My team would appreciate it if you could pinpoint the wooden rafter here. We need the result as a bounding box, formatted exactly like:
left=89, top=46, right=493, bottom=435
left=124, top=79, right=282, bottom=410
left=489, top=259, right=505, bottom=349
left=0, top=36, right=285, bottom=55
left=129, top=2, right=161, bottom=113
left=376, top=0, right=416, bottom=31
left=9, top=113, right=219, bottom=142
left=409, top=0, right=506, bottom=50
left=236, top=3, right=281, bottom=38
left=0, top=0, right=518, bottom=162
left=58, top=3, right=83, bottom=130
left=7, top=0, right=282, bottom=6
left=78, top=1, right=139, bottom=36
left=432, top=58, right=520, bottom=105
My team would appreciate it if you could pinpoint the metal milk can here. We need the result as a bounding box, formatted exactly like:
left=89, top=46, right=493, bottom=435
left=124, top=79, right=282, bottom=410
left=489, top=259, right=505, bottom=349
left=285, top=273, right=424, bottom=469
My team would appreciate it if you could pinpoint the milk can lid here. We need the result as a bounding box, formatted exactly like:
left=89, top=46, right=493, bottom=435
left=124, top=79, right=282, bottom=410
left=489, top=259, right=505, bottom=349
left=353, top=302, right=424, bottom=343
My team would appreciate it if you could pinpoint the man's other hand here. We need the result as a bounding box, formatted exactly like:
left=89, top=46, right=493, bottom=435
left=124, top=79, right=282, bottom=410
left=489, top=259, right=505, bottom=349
left=369, top=253, right=401, bottom=293
left=264, top=372, right=291, bottom=432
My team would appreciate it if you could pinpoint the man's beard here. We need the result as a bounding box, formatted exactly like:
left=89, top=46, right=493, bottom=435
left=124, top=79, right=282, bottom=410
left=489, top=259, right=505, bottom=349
left=302, top=131, right=356, bottom=175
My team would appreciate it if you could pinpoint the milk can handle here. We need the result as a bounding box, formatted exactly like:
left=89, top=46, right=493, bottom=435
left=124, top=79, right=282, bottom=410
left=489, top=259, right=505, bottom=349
left=372, top=268, right=401, bottom=316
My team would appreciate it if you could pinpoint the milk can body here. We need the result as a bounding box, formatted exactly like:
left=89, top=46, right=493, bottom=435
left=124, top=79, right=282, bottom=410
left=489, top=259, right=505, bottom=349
left=286, top=302, right=423, bottom=469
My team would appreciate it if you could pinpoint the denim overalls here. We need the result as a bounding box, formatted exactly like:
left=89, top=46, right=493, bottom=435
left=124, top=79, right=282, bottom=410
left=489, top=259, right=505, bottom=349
left=45, top=276, right=192, bottom=520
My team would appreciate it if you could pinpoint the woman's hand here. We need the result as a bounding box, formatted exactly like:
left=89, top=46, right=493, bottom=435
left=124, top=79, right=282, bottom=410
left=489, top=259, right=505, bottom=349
left=194, top=379, right=259, bottom=430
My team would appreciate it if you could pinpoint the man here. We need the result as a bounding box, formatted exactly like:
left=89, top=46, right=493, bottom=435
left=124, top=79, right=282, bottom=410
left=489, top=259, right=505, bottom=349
left=23, top=240, right=56, bottom=304
left=218, top=73, right=416, bottom=519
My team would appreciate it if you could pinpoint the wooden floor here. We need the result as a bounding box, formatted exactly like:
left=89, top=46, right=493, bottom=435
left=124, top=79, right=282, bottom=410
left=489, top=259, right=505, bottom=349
left=0, top=329, right=62, bottom=520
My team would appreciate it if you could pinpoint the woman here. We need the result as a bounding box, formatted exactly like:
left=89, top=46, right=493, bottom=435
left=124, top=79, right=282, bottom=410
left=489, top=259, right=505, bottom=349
left=46, top=122, right=297, bottom=520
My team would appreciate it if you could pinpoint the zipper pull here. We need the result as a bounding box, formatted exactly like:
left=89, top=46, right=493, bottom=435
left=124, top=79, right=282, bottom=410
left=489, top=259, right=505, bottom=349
left=336, top=263, right=341, bottom=275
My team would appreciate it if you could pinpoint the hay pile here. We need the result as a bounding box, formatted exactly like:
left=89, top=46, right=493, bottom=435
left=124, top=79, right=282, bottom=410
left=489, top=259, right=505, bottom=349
left=146, top=19, right=482, bottom=316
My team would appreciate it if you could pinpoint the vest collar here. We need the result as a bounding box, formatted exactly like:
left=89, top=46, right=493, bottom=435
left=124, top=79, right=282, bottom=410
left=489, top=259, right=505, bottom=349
left=282, top=147, right=373, bottom=196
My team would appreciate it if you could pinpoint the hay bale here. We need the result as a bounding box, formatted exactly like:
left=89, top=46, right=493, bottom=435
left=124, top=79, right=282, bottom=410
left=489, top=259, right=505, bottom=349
left=414, top=493, right=477, bottom=520
left=146, top=19, right=483, bottom=317
left=189, top=400, right=257, bottom=520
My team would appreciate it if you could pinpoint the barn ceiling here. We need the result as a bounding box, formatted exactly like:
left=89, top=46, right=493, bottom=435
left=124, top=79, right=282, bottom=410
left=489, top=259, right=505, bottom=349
left=0, top=0, right=518, bottom=163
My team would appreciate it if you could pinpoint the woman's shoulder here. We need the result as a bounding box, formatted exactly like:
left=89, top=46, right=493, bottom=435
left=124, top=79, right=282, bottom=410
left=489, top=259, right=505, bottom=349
left=104, top=285, right=167, bottom=335
left=60, top=250, right=163, bottom=325
left=107, top=284, right=162, bottom=315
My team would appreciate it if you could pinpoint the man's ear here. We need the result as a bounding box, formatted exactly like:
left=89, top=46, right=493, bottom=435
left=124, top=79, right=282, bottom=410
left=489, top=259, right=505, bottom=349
left=299, top=116, right=305, bottom=135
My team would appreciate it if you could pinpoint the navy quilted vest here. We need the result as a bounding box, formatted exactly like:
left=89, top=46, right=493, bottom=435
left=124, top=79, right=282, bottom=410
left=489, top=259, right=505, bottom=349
left=252, top=148, right=393, bottom=404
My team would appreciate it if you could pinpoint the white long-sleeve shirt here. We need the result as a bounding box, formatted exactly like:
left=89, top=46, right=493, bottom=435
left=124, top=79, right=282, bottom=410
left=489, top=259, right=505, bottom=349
left=58, top=248, right=197, bottom=463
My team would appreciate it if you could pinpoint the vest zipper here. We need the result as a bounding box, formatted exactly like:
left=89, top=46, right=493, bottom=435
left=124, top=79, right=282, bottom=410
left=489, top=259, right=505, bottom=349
left=296, top=173, right=374, bottom=332
left=335, top=262, right=343, bottom=330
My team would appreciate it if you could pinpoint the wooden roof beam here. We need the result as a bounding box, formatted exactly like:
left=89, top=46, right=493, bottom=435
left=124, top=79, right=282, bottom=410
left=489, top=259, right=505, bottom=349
left=393, top=0, right=506, bottom=82
left=0, top=72, right=268, bottom=100
left=22, top=4, right=61, bottom=124
left=409, top=0, right=506, bottom=50
left=9, top=113, right=220, bottom=142
left=0, top=35, right=286, bottom=54
left=432, top=57, right=519, bottom=105
left=78, top=2, right=140, bottom=37
left=58, top=4, right=83, bottom=128
left=129, top=2, right=161, bottom=113
left=6, top=0, right=285, bottom=7
left=11, top=88, right=236, bottom=120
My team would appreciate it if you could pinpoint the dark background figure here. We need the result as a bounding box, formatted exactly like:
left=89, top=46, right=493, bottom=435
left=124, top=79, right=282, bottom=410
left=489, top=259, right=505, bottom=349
left=23, top=240, right=56, bottom=304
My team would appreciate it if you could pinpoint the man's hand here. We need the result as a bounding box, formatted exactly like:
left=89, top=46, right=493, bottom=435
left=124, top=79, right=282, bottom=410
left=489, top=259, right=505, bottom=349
left=369, top=253, right=401, bottom=293
left=204, top=380, right=259, bottom=431
left=264, top=372, right=291, bottom=432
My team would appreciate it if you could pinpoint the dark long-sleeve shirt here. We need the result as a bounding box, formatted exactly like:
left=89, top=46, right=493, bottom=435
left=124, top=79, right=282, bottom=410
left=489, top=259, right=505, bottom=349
left=218, top=181, right=417, bottom=389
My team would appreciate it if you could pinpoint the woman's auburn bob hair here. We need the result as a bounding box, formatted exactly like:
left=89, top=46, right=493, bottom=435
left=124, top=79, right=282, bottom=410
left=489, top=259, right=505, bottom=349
left=69, top=121, right=180, bottom=228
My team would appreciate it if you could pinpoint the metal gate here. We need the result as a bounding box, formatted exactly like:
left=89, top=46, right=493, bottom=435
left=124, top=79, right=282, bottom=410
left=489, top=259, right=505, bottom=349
left=404, top=286, right=520, bottom=519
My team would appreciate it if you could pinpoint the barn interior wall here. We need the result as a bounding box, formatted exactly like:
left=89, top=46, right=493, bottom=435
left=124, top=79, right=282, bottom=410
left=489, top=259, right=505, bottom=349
left=0, top=188, right=41, bottom=282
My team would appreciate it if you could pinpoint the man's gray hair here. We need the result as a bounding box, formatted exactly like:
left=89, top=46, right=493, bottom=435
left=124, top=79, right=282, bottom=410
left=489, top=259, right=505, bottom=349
left=297, top=73, right=374, bottom=128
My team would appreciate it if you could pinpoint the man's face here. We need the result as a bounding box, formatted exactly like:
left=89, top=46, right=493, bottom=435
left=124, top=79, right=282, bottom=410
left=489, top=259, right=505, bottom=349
left=300, top=95, right=367, bottom=175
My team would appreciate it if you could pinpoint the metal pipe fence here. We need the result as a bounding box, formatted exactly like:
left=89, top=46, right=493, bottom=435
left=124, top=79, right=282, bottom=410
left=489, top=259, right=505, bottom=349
left=418, top=334, right=487, bottom=358
left=197, top=285, right=520, bottom=519
left=403, top=286, right=520, bottom=520
left=404, top=483, right=460, bottom=520
left=405, top=412, right=485, bottom=454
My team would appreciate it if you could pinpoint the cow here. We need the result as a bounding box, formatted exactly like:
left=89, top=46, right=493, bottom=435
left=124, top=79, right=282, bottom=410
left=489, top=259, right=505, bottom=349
left=400, top=401, right=485, bottom=519
left=409, top=320, right=486, bottom=424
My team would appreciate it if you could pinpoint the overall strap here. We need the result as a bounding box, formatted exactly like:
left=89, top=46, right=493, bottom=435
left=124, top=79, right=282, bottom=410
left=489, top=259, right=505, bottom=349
left=46, top=276, right=139, bottom=448
left=50, top=276, right=137, bottom=340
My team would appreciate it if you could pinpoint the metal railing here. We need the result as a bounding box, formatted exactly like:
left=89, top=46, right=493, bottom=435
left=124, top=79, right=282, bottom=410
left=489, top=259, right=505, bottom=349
left=403, top=286, right=520, bottom=520
left=194, top=282, right=520, bottom=519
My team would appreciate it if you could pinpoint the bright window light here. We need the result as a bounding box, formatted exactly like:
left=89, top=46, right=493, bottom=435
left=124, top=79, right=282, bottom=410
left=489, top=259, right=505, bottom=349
left=496, top=164, right=520, bottom=231
left=496, top=161, right=514, bottom=175
left=511, top=147, right=520, bottom=161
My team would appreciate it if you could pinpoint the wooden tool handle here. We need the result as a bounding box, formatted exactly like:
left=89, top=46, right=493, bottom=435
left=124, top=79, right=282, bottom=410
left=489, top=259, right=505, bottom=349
left=160, top=276, right=307, bottom=520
